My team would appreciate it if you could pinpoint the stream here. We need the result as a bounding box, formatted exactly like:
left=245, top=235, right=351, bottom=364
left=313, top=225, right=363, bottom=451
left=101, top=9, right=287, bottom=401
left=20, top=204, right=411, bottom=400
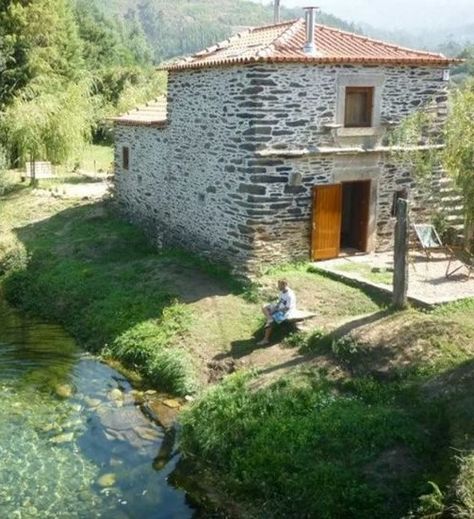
left=0, top=295, right=195, bottom=518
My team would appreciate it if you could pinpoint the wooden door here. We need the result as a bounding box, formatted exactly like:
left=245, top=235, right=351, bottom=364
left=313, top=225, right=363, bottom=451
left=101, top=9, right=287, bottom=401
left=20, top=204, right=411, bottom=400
left=312, top=184, right=343, bottom=260
left=352, top=181, right=371, bottom=252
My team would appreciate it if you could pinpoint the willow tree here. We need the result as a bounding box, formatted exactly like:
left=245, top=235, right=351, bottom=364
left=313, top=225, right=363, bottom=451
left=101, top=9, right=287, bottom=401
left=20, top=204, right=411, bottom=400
left=1, top=78, right=94, bottom=167
left=0, top=0, right=92, bottom=168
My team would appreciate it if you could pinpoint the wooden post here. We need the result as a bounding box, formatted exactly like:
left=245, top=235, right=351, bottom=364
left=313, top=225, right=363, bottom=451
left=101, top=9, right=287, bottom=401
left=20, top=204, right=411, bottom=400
left=393, top=198, right=409, bottom=309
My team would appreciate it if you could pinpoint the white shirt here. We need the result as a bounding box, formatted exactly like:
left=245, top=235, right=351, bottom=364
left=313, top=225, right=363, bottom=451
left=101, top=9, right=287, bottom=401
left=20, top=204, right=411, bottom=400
left=277, top=288, right=297, bottom=317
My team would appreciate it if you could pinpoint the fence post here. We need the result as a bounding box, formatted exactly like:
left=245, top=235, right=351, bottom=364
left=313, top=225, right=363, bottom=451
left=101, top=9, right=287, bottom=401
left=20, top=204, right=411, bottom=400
left=393, top=198, right=409, bottom=309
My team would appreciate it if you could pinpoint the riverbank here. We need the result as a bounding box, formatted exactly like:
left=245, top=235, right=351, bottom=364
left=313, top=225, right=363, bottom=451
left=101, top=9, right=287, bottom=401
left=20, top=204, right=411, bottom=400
left=1, top=175, right=473, bottom=517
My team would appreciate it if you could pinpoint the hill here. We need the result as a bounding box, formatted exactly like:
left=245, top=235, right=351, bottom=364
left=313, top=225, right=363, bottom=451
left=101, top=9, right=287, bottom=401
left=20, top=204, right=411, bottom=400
left=95, top=0, right=360, bottom=62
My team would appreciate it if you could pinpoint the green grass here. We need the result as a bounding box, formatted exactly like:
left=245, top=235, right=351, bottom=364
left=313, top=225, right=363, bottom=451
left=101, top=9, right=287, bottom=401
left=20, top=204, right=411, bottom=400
left=77, top=144, right=113, bottom=173
left=180, top=370, right=451, bottom=518
left=180, top=299, right=474, bottom=517
left=0, top=193, right=198, bottom=395
left=263, top=267, right=386, bottom=318
left=333, top=262, right=393, bottom=285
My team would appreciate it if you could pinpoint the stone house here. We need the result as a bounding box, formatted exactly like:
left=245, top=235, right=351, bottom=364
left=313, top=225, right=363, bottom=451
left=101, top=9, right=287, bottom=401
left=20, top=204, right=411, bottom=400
left=113, top=9, right=457, bottom=274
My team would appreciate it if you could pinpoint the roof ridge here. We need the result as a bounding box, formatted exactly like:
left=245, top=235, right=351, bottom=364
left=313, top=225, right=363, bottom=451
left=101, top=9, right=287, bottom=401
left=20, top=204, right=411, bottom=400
left=316, top=23, right=446, bottom=59
left=256, top=18, right=301, bottom=58
left=267, top=18, right=304, bottom=55
left=189, top=19, right=298, bottom=62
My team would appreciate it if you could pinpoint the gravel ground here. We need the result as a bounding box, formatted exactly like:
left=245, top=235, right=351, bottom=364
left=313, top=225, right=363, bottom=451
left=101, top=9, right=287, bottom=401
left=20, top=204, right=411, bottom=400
left=317, top=251, right=474, bottom=306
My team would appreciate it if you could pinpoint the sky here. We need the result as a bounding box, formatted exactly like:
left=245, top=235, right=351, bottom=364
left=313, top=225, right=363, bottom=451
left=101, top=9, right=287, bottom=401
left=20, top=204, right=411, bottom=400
left=253, top=0, right=474, bottom=31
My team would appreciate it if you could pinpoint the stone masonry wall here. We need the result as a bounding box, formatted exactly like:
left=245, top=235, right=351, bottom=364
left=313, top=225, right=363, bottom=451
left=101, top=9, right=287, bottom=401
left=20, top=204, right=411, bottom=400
left=115, top=63, right=449, bottom=273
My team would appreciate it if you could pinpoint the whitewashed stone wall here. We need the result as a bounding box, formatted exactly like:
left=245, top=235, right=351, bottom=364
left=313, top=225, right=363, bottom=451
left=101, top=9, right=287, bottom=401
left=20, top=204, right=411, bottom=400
left=115, top=63, right=448, bottom=273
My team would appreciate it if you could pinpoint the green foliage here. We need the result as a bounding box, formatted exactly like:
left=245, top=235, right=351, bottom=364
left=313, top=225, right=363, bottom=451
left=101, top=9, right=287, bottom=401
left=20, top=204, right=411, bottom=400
left=443, top=80, right=474, bottom=227
left=1, top=78, right=94, bottom=166
left=413, top=481, right=445, bottom=518
left=105, top=307, right=197, bottom=395
left=452, top=454, right=474, bottom=518
left=331, top=335, right=363, bottom=362
left=0, top=144, right=8, bottom=194
left=1, top=202, right=198, bottom=395
left=387, top=110, right=442, bottom=180
left=180, top=372, right=433, bottom=518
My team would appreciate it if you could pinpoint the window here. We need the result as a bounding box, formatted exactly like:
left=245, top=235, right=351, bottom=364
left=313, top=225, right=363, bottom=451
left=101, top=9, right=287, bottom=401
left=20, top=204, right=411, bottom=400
left=344, top=87, right=374, bottom=128
left=122, top=146, right=130, bottom=170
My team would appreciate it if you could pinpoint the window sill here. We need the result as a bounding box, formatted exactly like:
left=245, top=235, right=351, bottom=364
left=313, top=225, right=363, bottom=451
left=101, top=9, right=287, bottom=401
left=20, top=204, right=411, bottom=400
left=337, top=127, right=381, bottom=137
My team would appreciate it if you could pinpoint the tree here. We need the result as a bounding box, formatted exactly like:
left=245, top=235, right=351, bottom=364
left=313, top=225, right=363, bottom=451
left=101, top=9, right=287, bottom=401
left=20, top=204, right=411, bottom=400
left=443, top=80, right=474, bottom=233
left=1, top=78, right=94, bottom=166
left=0, top=0, right=91, bottom=166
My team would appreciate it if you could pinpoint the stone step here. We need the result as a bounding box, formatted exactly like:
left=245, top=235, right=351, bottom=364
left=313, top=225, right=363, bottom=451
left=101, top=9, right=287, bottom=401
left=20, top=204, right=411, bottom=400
left=439, top=195, right=464, bottom=204
left=445, top=215, right=465, bottom=225
left=440, top=204, right=465, bottom=214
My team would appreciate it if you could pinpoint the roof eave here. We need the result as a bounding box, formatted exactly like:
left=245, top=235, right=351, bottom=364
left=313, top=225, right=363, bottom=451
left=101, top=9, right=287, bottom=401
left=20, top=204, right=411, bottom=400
left=163, top=55, right=460, bottom=72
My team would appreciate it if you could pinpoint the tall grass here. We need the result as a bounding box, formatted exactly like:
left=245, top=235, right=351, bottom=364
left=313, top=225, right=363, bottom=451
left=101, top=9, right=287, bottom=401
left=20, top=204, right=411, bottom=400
left=180, top=371, right=444, bottom=518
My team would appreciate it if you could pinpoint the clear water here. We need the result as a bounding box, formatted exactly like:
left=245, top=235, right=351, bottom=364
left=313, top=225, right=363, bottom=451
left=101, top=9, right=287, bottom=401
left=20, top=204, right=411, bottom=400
left=0, top=296, right=194, bottom=518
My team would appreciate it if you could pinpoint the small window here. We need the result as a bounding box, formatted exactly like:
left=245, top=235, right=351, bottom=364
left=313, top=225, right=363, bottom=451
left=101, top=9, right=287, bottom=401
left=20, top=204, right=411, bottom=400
left=344, top=87, right=374, bottom=128
left=122, top=146, right=130, bottom=170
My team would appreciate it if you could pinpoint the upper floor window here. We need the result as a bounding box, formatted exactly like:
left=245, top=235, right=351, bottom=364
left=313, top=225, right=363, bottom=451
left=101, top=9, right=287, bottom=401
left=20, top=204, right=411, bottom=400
left=122, top=146, right=130, bottom=170
left=344, top=87, right=374, bottom=128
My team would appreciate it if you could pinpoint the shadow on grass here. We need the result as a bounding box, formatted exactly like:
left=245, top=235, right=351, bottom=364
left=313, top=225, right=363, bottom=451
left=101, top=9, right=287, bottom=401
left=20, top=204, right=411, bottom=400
left=2, top=200, right=245, bottom=393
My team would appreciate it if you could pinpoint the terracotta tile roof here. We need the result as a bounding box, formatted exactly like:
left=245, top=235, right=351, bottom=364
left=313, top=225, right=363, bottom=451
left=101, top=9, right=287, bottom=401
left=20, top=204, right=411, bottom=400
left=164, top=19, right=457, bottom=71
left=112, top=96, right=167, bottom=126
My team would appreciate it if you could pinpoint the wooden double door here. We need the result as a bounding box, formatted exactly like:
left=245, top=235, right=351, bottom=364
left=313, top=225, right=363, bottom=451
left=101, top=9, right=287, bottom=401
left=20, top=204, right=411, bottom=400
left=311, top=181, right=371, bottom=261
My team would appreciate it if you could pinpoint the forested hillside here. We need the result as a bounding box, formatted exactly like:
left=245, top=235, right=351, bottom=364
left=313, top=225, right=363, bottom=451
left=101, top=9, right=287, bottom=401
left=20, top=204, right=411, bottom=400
left=97, top=0, right=359, bottom=62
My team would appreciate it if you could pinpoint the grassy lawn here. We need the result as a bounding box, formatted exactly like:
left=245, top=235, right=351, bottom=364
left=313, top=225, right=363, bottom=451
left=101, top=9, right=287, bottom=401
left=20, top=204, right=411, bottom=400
left=333, top=261, right=393, bottom=285
left=76, top=144, right=113, bottom=174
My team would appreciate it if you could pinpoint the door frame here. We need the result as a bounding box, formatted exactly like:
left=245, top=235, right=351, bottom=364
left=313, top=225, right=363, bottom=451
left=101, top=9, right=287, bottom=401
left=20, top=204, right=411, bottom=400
left=311, top=179, right=374, bottom=261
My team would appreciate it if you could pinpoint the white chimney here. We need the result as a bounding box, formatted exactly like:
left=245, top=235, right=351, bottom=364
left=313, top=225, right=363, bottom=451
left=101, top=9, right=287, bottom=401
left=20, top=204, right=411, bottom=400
left=303, top=6, right=320, bottom=56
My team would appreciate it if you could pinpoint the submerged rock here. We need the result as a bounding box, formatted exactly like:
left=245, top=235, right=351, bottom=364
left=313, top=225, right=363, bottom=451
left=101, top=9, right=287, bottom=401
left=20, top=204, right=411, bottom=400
left=108, top=388, right=123, bottom=401
left=50, top=432, right=74, bottom=444
left=55, top=384, right=73, bottom=399
left=97, top=473, right=117, bottom=488
left=142, top=400, right=178, bottom=430
left=84, top=397, right=102, bottom=409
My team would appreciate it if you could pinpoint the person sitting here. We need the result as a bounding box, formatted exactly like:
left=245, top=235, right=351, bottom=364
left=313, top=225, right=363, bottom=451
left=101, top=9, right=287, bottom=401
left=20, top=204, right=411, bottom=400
left=257, top=279, right=297, bottom=346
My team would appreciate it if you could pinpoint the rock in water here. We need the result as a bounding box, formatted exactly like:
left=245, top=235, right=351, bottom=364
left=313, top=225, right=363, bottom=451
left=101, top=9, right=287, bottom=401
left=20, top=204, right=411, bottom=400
left=50, top=432, right=74, bottom=444
left=108, top=388, right=123, bottom=401
left=162, top=399, right=180, bottom=409
left=97, top=473, right=117, bottom=488
left=55, top=384, right=73, bottom=399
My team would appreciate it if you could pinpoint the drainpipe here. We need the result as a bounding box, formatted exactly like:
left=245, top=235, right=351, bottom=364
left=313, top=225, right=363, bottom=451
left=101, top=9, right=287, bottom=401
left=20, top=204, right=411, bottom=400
left=274, top=0, right=281, bottom=24
left=303, top=6, right=320, bottom=56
